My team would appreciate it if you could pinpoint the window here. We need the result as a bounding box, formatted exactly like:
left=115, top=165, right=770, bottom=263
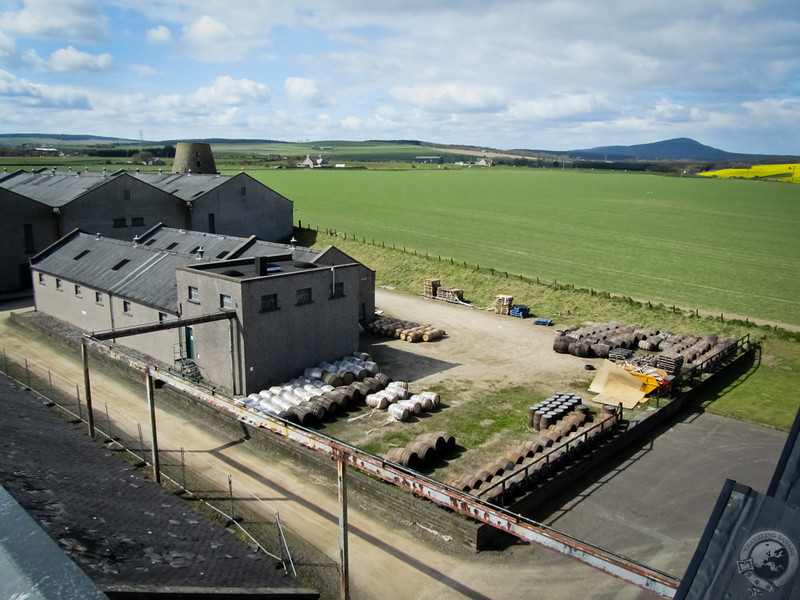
left=124, top=190, right=131, bottom=201
left=330, top=281, right=345, bottom=298
left=240, top=186, right=246, bottom=196
left=95, top=291, right=103, bottom=304
left=188, top=286, right=199, bottom=302
left=24, top=224, right=34, bottom=253
left=38, top=273, right=45, bottom=285
left=111, top=259, right=129, bottom=271
left=166, top=242, right=179, bottom=250
left=131, top=217, right=144, bottom=227
left=74, top=284, right=82, bottom=296
left=296, top=287, right=312, bottom=305
left=144, top=239, right=156, bottom=246
left=158, top=312, right=167, bottom=323
left=113, top=218, right=127, bottom=228
left=260, top=293, right=278, bottom=312
left=73, top=250, right=90, bottom=260
left=55, top=278, right=62, bottom=290
left=219, top=294, right=232, bottom=310
left=123, top=300, right=132, bottom=314
left=208, top=213, right=216, bottom=234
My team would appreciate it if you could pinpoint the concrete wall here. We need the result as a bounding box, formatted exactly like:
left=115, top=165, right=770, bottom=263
left=190, top=173, right=293, bottom=242
left=31, top=269, right=181, bottom=367
left=176, top=261, right=362, bottom=394
left=62, top=174, right=185, bottom=241
left=312, top=247, right=376, bottom=322
left=0, top=191, right=58, bottom=293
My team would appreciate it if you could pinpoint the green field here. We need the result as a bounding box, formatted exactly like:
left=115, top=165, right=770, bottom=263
left=243, top=168, right=800, bottom=327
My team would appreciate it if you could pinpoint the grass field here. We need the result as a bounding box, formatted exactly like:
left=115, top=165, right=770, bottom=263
left=243, top=167, right=800, bottom=327
left=296, top=228, right=800, bottom=432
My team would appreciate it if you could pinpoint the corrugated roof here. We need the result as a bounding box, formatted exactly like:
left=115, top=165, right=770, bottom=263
left=32, top=226, right=322, bottom=312
left=0, top=170, right=112, bottom=207
left=131, top=173, right=228, bottom=201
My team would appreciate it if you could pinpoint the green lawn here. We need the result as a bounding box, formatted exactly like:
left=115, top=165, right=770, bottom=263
left=247, top=168, right=800, bottom=326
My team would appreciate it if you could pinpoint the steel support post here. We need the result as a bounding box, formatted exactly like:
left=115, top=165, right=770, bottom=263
left=146, top=372, right=161, bottom=484
left=338, top=458, right=350, bottom=600
left=81, top=341, right=95, bottom=438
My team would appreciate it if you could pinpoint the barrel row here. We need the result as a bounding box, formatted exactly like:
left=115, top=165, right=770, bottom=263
left=366, top=380, right=441, bottom=422
left=240, top=352, right=388, bottom=427
left=366, top=317, right=446, bottom=343
left=384, top=431, right=455, bottom=470
left=303, top=352, right=380, bottom=386
left=446, top=440, right=544, bottom=493
left=475, top=410, right=620, bottom=504
left=555, top=320, right=737, bottom=369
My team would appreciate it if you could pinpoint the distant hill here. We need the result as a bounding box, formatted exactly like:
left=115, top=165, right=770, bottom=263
left=0, top=133, right=141, bottom=146
left=568, top=137, right=798, bottom=163
left=1, top=133, right=796, bottom=164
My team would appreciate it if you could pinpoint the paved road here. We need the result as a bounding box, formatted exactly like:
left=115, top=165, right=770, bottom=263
left=0, top=296, right=790, bottom=599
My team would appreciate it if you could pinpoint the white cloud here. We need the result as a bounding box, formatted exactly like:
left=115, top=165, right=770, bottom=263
left=187, top=75, right=271, bottom=107
left=742, top=98, right=800, bottom=122
left=0, top=69, right=91, bottom=108
left=131, top=64, right=157, bottom=76
left=285, top=77, right=331, bottom=107
left=390, top=84, right=506, bottom=114
left=49, top=46, right=111, bottom=71
left=506, top=93, right=613, bottom=121
left=180, top=15, right=261, bottom=62
left=146, top=25, right=172, bottom=45
left=0, top=0, right=108, bottom=43
left=0, top=2, right=797, bottom=153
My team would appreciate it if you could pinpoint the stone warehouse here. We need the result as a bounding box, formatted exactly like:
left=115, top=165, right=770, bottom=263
left=30, top=225, right=375, bottom=395
left=0, top=166, right=293, bottom=293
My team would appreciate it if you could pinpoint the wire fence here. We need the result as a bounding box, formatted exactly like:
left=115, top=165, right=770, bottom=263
left=0, top=343, right=314, bottom=579
left=297, top=221, right=787, bottom=330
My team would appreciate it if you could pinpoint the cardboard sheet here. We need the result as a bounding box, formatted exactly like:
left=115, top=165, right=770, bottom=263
left=588, top=360, right=648, bottom=409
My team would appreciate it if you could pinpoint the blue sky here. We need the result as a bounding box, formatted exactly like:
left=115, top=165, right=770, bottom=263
left=1, top=0, right=798, bottom=154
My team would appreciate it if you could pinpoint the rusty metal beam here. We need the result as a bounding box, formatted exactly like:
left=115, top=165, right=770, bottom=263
left=82, top=335, right=680, bottom=598
left=91, top=311, right=235, bottom=341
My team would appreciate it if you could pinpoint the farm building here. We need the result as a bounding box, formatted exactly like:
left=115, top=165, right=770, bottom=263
left=30, top=225, right=375, bottom=394
left=415, top=156, right=443, bottom=164
left=0, top=166, right=293, bottom=294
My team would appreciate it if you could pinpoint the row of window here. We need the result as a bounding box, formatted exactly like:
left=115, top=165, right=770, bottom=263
left=185, top=282, right=345, bottom=313
left=39, top=274, right=136, bottom=315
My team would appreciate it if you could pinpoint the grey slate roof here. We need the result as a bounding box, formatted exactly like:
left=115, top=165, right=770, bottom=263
left=0, top=170, right=112, bottom=207
left=31, top=226, right=322, bottom=312
left=0, top=169, right=278, bottom=208
left=131, top=172, right=229, bottom=201
left=0, top=374, right=315, bottom=596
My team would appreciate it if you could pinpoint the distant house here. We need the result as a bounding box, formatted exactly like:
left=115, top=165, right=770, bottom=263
left=30, top=225, right=375, bottom=394
left=475, top=157, right=492, bottom=166
left=415, top=156, right=443, bottom=164
left=0, top=169, right=293, bottom=293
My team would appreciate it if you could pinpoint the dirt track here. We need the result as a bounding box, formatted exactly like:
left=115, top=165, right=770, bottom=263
left=0, top=294, right=788, bottom=599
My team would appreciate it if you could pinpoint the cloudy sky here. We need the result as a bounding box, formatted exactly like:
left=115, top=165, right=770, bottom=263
left=1, top=0, right=798, bottom=154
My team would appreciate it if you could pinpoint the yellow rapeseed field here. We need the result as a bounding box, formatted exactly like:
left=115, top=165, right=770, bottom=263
left=700, top=163, right=799, bottom=183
